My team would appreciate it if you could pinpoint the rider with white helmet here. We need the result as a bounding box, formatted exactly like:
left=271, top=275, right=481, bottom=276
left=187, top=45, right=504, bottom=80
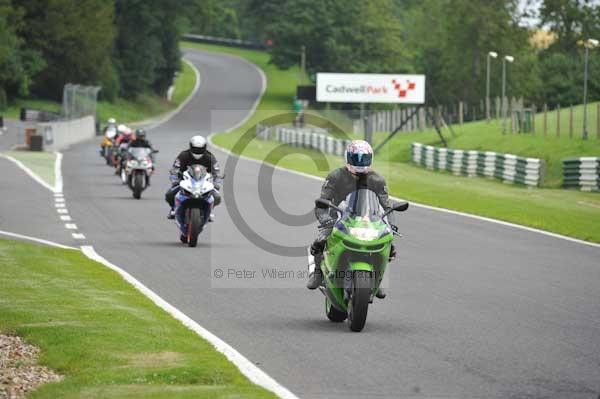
left=306, top=140, right=394, bottom=298
left=165, top=135, right=222, bottom=220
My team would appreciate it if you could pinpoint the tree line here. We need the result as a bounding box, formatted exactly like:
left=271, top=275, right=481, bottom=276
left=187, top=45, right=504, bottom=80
left=0, top=0, right=181, bottom=108
left=182, top=0, right=600, bottom=107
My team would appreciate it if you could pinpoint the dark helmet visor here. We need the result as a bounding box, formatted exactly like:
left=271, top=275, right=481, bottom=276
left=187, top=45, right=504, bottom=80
left=346, top=151, right=372, bottom=167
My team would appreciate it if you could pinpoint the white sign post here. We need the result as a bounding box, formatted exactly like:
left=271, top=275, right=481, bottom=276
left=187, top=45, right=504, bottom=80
left=316, top=73, right=426, bottom=104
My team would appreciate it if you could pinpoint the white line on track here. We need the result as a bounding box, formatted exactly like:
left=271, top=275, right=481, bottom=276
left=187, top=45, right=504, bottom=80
left=0, top=154, right=56, bottom=192
left=55, top=203, right=66, bottom=208
left=71, top=233, right=85, bottom=240
left=65, top=224, right=77, bottom=230
left=60, top=215, right=72, bottom=221
left=57, top=209, right=68, bottom=214
left=0, top=230, right=77, bottom=250
left=55, top=197, right=65, bottom=203
left=81, top=245, right=298, bottom=399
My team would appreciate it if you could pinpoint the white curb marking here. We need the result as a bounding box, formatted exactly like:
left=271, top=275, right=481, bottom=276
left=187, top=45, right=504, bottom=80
left=80, top=245, right=298, bottom=399
left=0, top=230, right=77, bottom=250
left=0, top=154, right=56, bottom=192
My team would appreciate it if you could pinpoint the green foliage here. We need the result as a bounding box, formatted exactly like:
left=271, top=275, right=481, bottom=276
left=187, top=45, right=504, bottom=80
left=114, top=0, right=181, bottom=99
left=17, top=0, right=115, bottom=100
left=0, top=0, right=45, bottom=102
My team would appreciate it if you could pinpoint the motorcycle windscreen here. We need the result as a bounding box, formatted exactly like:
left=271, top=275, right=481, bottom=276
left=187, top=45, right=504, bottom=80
left=128, top=147, right=152, bottom=160
left=342, top=189, right=384, bottom=222
left=188, top=165, right=208, bottom=180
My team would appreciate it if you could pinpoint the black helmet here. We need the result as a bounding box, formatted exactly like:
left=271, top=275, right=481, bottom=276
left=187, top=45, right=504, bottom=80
left=135, top=129, right=147, bottom=140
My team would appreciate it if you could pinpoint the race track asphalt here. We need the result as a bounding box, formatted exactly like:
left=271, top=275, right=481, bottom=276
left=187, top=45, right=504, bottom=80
left=5, top=48, right=600, bottom=399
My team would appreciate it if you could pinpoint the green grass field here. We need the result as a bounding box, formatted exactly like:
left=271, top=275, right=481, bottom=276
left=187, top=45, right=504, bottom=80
left=371, top=105, right=600, bottom=187
left=1, top=59, right=196, bottom=125
left=183, top=41, right=600, bottom=243
left=0, top=239, right=274, bottom=399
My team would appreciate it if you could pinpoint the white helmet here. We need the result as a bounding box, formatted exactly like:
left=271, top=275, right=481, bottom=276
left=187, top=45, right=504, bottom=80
left=107, top=118, right=116, bottom=125
left=345, top=140, right=373, bottom=174
left=189, top=135, right=207, bottom=159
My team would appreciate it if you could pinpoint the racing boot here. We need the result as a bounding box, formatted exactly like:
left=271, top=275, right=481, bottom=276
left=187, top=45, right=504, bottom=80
left=209, top=213, right=215, bottom=222
left=306, top=253, right=323, bottom=289
left=167, top=209, right=176, bottom=219
left=375, top=287, right=386, bottom=299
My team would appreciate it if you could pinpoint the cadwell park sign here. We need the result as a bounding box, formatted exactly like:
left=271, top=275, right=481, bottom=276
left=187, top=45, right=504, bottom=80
left=316, top=73, right=426, bottom=104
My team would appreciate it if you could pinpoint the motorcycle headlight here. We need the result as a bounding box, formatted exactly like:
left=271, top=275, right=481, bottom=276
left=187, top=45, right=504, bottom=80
left=349, top=227, right=380, bottom=241
left=127, top=160, right=138, bottom=168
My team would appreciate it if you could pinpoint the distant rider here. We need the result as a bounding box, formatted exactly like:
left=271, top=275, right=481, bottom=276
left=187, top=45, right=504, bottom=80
left=129, top=129, right=154, bottom=151
left=306, top=140, right=395, bottom=298
left=165, top=135, right=222, bottom=221
left=128, top=129, right=156, bottom=180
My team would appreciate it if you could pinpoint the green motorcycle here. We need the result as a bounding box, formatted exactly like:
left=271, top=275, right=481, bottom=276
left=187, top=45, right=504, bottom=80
left=312, top=189, right=408, bottom=332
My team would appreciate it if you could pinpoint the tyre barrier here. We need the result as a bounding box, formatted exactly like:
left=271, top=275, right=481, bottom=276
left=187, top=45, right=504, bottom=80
left=411, top=142, right=545, bottom=187
left=563, top=157, right=600, bottom=192
left=256, top=124, right=351, bottom=157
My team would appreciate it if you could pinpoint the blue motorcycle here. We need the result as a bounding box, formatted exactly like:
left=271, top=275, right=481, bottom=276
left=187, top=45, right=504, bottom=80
left=174, top=165, right=216, bottom=247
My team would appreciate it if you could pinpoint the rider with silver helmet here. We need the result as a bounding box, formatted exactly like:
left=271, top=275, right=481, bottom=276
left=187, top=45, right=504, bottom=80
left=306, top=140, right=395, bottom=298
left=165, top=135, right=222, bottom=220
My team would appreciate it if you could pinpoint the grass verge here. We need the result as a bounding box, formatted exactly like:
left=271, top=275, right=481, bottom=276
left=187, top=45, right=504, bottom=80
left=1, top=58, right=196, bottom=125
left=3, top=151, right=56, bottom=188
left=370, top=107, right=600, bottom=188
left=185, top=41, right=600, bottom=243
left=0, top=238, right=275, bottom=399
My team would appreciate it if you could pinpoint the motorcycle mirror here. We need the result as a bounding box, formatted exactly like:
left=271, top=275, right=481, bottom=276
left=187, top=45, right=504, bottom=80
left=384, top=201, right=409, bottom=217
left=152, top=150, right=159, bottom=154
left=315, top=198, right=343, bottom=214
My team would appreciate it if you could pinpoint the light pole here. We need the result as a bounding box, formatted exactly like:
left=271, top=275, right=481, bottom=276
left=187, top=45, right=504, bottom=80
left=486, top=51, right=498, bottom=122
left=583, top=38, right=598, bottom=140
left=502, top=55, right=514, bottom=133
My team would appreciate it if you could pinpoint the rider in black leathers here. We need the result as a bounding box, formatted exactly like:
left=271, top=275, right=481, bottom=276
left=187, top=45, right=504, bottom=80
left=165, top=135, right=222, bottom=220
left=306, top=140, right=395, bottom=298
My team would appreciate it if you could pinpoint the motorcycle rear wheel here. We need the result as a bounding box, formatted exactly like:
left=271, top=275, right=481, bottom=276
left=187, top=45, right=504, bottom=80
left=187, top=208, right=204, bottom=247
left=348, top=271, right=371, bottom=332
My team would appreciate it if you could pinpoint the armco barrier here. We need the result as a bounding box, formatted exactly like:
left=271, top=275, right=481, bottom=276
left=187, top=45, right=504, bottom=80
left=256, top=124, right=350, bottom=157
left=38, top=116, right=96, bottom=152
left=563, top=157, right=600, bottom=192
left=411, top=143, right=545, bottom=187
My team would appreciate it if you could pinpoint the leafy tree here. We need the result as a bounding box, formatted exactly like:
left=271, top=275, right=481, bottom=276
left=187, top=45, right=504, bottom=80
left=0, top=0, right=45, bottom=106
left=18, top=0, right=115, bottom=100
left=405, top=0, right=538, bottom=103
left=114, top=0, right=181, bottom=98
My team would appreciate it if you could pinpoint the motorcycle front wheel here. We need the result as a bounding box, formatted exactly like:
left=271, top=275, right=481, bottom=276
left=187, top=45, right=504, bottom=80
left=186, top=208, right=204, bottom=247
left=132, top=171, right=144, bottom=199
left=347, top=271, right=371, bottom=332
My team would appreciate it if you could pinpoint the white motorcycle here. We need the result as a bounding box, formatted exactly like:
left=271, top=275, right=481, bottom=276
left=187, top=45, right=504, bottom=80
left=174, top=165, right=216, bottom=247
left=123, top=147, right=157, bottom=199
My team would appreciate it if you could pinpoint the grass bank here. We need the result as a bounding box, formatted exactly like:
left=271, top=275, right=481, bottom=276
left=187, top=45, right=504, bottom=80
left=1, top=59, right=196, bottom=125
left=184, top=41, right=600, bottom=243
left=0, top=238, right=275, bottom=399
left=371, top=106, right=600, bottom=188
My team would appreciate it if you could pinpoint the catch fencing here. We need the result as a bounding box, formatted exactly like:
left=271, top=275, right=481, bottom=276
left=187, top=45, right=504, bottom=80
left=256, top=124, right=350, bottom=156
left=411, top=142, right=545, bottom=187
left=563, top=157, right=600, bottom=191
